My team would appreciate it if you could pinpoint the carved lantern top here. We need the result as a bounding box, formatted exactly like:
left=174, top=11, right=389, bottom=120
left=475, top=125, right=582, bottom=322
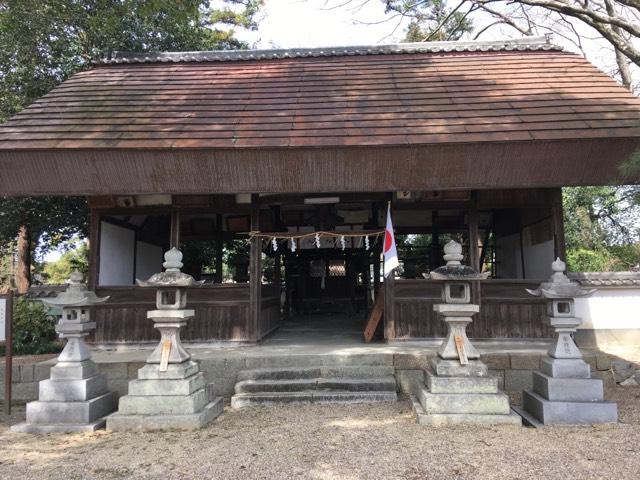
left=526, top=258, right=596, bottom=299
left=136, top=248, right=204, bottom=288
left=41, top=271, right=109, bottom=308
left=429, top=240, right=489, bottom=281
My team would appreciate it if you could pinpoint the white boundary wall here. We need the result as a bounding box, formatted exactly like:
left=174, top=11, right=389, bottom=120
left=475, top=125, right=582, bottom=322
left=576, top=288, right=640, bottom=330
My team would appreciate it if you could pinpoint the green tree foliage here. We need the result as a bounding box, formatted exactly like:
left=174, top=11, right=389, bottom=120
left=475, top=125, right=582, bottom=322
left=8, top=297, right=60, bottom=355
left=0, top=0, right=262, bottom=121
left=385, top=0, right=473, bottom=41
left=41, top=241, right=89, bottom=284
left=0, top=0, right=262, bottom=289
left=563, top=186, right=640, bottom=271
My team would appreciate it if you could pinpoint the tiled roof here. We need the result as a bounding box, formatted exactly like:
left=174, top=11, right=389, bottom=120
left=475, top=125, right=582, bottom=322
left=570, top=272, right=640, bottom=287
left=99, top=36, right=561, bottom=64
left=0, top=38, right=639, bottom=151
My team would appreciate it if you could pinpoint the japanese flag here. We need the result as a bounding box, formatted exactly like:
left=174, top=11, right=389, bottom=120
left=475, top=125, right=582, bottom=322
left=383, top=203, right=399, bottom=278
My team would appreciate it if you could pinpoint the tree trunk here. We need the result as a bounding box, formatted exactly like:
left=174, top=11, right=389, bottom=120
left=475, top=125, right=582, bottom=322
left=16, top=224, right=31, bottom=294
left=604, top=0, right=633, bottom=89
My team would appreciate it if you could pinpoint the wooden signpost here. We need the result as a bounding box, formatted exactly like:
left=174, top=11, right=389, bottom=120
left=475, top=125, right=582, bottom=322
left=1, top=290, right=13, bottom=415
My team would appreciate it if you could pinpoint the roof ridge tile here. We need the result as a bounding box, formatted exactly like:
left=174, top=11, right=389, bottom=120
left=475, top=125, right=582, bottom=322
left=98, top=36, right=563, bottom=65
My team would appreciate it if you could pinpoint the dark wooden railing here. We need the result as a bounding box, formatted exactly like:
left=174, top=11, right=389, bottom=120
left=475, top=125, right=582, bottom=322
left=93, top=284, right=260, bottom=343
left=389, top=279, right=551, bottom=339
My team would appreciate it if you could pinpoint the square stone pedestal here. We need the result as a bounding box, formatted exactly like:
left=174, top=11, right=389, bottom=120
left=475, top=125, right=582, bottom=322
left=106, top=360, right=223, bottom=431
left=411, top=358, right=521, bottom=426
left=515, top=357, right=618, bottom=427
left=11, top=360, right=118, bottom=433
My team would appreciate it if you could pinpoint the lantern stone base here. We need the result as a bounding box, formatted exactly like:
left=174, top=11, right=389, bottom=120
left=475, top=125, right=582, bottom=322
left=106, top=360, right=223, bottom=431
left=10, top=359, right=117, bottom=434
left=413, top=367, right=521, bottom=426
left=516, top=357, right=618, bottom=426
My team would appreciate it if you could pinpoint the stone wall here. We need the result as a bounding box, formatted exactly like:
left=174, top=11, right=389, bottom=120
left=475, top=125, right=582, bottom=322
left=1, top=350, right=622, bottom=404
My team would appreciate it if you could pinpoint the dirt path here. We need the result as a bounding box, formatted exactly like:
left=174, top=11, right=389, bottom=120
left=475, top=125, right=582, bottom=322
left=1, top=386, right=639, bottom=480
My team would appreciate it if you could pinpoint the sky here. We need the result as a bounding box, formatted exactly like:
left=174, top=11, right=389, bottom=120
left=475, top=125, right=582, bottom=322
left=234, top=0, right=636, bottom=86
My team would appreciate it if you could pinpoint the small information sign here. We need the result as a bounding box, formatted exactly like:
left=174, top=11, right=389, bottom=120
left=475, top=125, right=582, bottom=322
left=454, top=335, right=469, bottom=365
left=159, top=339, right=172, bottom=372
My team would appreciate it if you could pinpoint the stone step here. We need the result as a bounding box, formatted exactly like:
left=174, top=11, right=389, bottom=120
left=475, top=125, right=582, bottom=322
left=236, top=366, right=395, bottom=382
left=426, top=373, right=498, bottom=394
left=128, top=372, right=206, bottom=397
left=522, top=390, right=618, bottom=425
left=411, top=396, right=521, bottom=426
left=39, top=374, right=108, bottom=402
left=106, top=397, right=224, bottom=431
left=25, top=391, right=118, bottom=425
left=235, top=377, right=396, bottom=394
left=243, top=354, right=393, bottom=369
left=118, top=388, right=208, bottom=415
left=417, top=388, right=511, bottom=415
left=532, top=372, right=604, bottom=402
left=231, top=390, right=397, bottom=408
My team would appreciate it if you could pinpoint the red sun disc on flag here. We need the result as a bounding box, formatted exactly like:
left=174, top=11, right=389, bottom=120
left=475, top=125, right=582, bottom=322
left=384, top=230, right=393, bottom=253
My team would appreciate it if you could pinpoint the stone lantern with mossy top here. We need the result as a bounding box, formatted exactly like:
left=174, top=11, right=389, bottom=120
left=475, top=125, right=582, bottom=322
left=106, top=247, right=223, bottom=431
left=11, top=271, right=117, bottom=433
left=515, top=258, right=618, bottom=426
left=411, top=240, right=521, bottom=426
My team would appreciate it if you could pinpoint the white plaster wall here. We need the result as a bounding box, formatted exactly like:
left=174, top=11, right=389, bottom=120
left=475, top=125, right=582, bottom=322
left=495, top=235, right=554, bottom=279
left=135, top=241, right=163, bottom=281
left=576, top=289, right=640, bottom=330
left=99, top=221, right=135, bottom=285
left=523, top=239, right=554, bottom=280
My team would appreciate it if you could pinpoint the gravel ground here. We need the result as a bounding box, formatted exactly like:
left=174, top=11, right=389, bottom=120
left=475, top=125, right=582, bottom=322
left=1, top=386, right=639, bottom=480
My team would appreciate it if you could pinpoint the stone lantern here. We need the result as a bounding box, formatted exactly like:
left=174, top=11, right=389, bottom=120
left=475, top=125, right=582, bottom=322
left=411, top=241, right=520, bottom=426
left=516, top=258, right=618, bottom=426
left=429, top=240, right=488, bottom=365
left=12, top=271, right=117, bottom=433
left=106, top=248, right=223, bottom=431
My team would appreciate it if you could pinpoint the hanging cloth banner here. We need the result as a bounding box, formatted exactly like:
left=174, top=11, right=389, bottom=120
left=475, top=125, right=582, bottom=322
left=383, top=202, right=399, bottom=278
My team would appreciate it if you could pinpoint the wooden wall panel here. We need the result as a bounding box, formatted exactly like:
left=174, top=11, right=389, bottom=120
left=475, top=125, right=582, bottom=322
left=392, top=279, right=551, bottom=339
left=92, top=284, right=252, bottom=342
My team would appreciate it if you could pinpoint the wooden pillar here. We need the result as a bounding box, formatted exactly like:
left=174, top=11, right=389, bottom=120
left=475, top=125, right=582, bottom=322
left=468, top=192, right=480, bottom=272
left=551, top=188, right=567, bottom=261
left=383, top=273, right=395, bottom=341
left=87, top=209, right=101, bottom=290
left=249, top=194, right=262, bottom=342
left=430, top=210, right=440, bottom=269
left=170, top=210, right=181, bottom=249
left=215, top=213, right=223, bottom=283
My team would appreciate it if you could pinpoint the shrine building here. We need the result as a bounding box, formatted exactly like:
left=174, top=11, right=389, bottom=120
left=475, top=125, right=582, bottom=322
left=1, top=36, right=639, bottom=348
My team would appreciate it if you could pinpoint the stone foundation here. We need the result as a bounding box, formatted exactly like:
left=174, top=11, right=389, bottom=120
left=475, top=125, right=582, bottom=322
left=1, top=350, right=626, bottom=404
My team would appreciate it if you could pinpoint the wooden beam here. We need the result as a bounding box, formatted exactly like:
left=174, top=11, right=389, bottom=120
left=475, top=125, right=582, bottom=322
left=249, top=194, right=262, bottom=342
left=551, top=188, right=567, bottom=261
